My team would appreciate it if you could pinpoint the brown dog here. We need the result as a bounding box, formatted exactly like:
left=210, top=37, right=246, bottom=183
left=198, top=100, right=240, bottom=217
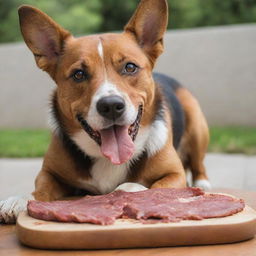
left=0, top=0, right=210, bottom=223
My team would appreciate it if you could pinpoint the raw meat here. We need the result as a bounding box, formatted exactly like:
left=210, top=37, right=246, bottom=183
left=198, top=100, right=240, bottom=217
left=28, top=191, right=125, bottom=225
left=27, top=187, right=245, bottom=225
left=123, top=193, right=245, bottom=222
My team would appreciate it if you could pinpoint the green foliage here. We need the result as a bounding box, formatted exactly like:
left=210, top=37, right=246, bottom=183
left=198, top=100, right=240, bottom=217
left=209, top=127, right=256, bottom=155
left=0, top=129, right=50, bottom=157
left=168, top=0, right=256, bottom=29
left=0, top=0, right=102, bottom=43
left=99, top=0, right=137, bottom=32
left=0, top=0, right=256, bottom=43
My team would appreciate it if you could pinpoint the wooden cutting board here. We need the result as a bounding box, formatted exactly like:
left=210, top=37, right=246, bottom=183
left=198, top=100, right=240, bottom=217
left=16, top=203, right=256, bottom=249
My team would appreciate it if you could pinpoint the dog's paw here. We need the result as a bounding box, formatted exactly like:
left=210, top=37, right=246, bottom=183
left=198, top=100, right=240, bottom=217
left=0, top=195, right=33, bottom=224
left=115, top=182, right=148, bottom=192
left=193, top=179, right=212, bottom=191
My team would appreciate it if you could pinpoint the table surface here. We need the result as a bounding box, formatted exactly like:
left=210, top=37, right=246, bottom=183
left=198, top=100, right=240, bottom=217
left=1, top=188, right=256, bottom=256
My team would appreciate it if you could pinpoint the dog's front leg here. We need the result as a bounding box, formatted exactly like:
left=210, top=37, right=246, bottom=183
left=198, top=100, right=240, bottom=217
left=33, top=168, right=72, bottom=202
left=0, top=168, right=70, bottom=224
left=0, top=194, right=33, bottom=223
left=151, top=172, right=186, bottom=189
left=143, top=146, right=187, bottom=189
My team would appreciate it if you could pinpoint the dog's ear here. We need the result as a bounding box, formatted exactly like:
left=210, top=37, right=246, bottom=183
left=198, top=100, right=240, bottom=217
left=124, top=0, right=168, bottom=66
left=18, top=5, right=71, bottom=78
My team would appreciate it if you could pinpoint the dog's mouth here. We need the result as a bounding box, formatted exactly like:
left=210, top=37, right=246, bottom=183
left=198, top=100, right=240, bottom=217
left=77, top=105, right=143, bottom=165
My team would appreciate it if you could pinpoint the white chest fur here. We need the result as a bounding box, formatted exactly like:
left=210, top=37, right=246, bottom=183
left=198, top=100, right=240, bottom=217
left=72, top=116, right=168, bottom=194
left=78, top=158, right=129, bottom=194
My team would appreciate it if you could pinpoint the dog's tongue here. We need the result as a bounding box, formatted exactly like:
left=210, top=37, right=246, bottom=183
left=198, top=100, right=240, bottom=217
left=100, top=126, right=135, bottom=165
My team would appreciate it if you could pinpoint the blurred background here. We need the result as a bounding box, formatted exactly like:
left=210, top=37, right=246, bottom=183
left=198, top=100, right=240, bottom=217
left=0, top=0, right=256, bottom=194
left=1, top=0, right=256, bottom=43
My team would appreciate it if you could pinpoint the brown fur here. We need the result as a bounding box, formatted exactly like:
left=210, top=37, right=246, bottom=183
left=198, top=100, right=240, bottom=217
left=175, top=88, right=209, bottom=182
left=18, top=0, right=209, bottom=201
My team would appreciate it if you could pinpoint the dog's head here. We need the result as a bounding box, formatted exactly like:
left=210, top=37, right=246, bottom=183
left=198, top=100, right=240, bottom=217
left=18, top=0, right=168, bottom=165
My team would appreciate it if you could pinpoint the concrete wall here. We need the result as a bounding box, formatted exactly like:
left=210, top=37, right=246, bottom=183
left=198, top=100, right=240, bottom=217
left=0, top=24, right=256, bottom=128
left=0, top=43, right=55, bottom=128
left=155, top=24, right=256, bottom=127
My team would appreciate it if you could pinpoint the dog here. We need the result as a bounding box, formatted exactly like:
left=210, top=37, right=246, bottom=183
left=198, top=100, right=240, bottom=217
left=0, top=0, right=210, bottom=223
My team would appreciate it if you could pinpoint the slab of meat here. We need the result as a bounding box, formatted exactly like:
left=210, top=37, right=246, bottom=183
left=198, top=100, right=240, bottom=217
left=27, top=187, right=245, bottom=225
left=28, top=191, right=125, bottom=225
left=123, top=194, right=245, bottom=222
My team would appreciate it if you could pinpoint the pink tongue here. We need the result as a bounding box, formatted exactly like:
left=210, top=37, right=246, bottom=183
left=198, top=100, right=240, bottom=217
left=100, top=126, right=135, bottom=165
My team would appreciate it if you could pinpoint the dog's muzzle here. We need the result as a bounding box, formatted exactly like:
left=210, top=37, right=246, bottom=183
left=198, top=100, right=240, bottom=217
left=76, top=104, right=143, bottom=146
left=77, top=104, right=143, bottom=165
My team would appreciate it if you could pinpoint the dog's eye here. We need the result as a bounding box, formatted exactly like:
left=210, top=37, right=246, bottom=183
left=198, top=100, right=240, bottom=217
left=124, top=63, right=138, bottom=74
left=72, top=70, right=86, bottom=82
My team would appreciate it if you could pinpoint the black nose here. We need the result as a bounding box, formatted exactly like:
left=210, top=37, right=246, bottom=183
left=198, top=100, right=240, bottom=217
left=96, top=96, right=125, bottom=120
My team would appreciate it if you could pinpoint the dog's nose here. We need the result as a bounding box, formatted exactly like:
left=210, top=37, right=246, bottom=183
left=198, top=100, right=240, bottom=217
left=96, top=96, right=125, bottom=120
